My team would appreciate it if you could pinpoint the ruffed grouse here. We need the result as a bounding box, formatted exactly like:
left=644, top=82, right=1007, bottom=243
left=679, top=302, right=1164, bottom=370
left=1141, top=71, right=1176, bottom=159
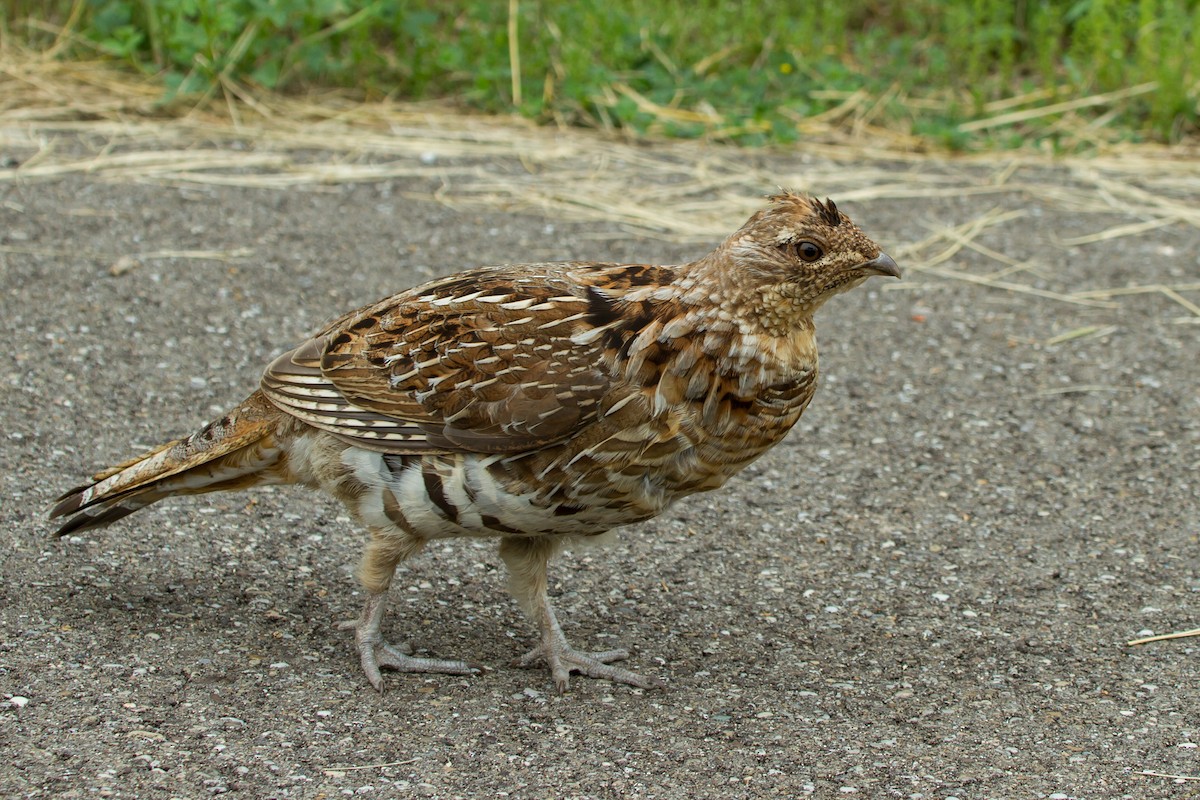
left=51, top=192, right=898, bottom=692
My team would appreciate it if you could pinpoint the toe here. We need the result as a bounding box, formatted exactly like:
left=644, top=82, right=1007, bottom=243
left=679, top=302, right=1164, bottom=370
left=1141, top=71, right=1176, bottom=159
left=515, top=642, right=661, bottom=691
left=359, top=647, right=386, bottom=693
left=577, top=659, right=665, bottom=690
left=377, top=646, right=478, bottom=676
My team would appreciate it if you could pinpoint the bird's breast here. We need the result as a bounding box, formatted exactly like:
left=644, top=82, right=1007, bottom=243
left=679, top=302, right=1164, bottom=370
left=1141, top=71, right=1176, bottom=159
left=556, top=326, right=820, bottom=503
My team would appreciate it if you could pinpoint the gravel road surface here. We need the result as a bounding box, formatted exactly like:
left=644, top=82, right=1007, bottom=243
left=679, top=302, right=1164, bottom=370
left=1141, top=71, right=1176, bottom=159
left=1, top=126, right=1198, bottom=799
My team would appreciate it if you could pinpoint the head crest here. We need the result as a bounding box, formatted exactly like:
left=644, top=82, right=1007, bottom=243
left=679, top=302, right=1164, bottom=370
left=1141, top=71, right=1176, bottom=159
left=767, top=191, right=842, bottom=227
left=814, top=197, right=841, bottom=227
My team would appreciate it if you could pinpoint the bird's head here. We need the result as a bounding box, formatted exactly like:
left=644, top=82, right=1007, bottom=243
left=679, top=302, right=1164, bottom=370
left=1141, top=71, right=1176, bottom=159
left=711, top=191, right=899, bottom=333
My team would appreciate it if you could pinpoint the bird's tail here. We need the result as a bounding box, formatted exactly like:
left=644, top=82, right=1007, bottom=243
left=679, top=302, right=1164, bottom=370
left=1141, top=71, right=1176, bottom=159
left=49, top=390, right=292, bottom=537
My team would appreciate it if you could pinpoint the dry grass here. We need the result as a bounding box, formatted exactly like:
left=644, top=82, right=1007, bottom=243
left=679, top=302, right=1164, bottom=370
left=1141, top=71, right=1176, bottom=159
left=1127, top=628, right=1200, bottom=646
left=1137, top=771, right=1200, bottom=783
left=2, top=49, right=1198, bottom=320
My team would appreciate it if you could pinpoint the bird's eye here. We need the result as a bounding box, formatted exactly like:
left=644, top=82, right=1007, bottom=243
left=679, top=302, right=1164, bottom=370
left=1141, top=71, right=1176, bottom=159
left=796, top=241, right=823, bottom=262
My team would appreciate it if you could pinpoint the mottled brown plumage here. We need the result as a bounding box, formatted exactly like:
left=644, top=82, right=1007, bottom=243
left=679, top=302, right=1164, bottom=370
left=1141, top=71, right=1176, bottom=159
left=50, top=192, right=898, bottom=692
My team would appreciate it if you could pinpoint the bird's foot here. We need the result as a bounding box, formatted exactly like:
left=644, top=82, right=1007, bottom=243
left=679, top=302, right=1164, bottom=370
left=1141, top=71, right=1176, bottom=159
left=497, top=537, right=665, bottom=691
left=340, top=603, right=477, bottom=692
left=359, top=639, right=477, bottom=692
left=514, top=638, right=664, bottom=693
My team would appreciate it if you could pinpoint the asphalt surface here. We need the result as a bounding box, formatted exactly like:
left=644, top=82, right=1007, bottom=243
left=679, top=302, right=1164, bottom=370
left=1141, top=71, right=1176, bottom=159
left=1, top=132, right=1198, bottom=799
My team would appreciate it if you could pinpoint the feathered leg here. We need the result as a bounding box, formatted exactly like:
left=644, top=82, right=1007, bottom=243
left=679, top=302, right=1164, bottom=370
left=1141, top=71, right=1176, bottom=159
left=499, top=535, right=661, bottom=692
left=341, top=530, right=477, bottom=691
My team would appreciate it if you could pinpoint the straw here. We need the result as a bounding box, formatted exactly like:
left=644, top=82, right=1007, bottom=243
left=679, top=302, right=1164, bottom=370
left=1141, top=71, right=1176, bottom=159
left=1, top=49, right=1197, bottom=319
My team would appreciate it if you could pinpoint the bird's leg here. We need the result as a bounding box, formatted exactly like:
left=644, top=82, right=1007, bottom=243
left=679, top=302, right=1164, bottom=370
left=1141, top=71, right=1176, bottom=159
left=499, top=535, right=663, bottom=692
left=340, top=529, right=476, bottom=691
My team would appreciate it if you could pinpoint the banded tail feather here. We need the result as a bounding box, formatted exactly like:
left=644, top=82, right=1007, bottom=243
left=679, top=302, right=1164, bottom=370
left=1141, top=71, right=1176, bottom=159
left=49, top=391, right=289, bottom=537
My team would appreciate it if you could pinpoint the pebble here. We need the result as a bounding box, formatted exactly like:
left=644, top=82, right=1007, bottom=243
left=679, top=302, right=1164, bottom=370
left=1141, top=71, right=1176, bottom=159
left=109, top=255, right=141, bottom=276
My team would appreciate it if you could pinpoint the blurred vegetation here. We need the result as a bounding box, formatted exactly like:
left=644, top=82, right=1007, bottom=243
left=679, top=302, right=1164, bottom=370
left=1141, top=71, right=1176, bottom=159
left=2, top=0, right=1198, bottom=149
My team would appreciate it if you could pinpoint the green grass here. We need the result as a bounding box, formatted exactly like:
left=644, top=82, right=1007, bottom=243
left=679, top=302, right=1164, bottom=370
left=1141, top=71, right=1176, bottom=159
left=4, top=0, right=1199, bottom=149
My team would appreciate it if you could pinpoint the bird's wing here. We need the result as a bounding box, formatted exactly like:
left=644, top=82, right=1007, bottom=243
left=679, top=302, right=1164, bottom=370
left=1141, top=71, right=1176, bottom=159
left=261, top=266, right=643, bottom=454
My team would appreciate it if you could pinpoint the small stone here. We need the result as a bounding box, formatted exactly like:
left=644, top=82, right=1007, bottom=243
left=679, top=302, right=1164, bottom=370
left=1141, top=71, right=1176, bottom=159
left=109, top=255, right=142, bottom=276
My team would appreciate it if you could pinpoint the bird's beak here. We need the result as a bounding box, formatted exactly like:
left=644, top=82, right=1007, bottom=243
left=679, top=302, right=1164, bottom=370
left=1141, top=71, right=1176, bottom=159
left=860, top=252, right=901, bottom=279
